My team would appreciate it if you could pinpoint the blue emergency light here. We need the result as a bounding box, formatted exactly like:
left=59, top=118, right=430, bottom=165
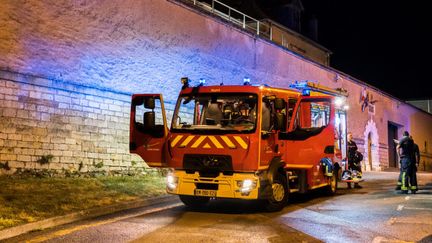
left=290, top=80, right=311, bottom=96
left=243, top=77, right=251, bottom=85
left=198, top=78, right=206, bottom=87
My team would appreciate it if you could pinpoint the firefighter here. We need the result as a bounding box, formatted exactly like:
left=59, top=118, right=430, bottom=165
left=409, top=136, right=420, bottom=193
left=347, top=132, right=362, bottom=189
left=396, top=131, right=415, bottom=194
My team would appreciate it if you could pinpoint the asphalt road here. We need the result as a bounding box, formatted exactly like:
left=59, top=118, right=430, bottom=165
left=6, top=171, right=432, bottom=243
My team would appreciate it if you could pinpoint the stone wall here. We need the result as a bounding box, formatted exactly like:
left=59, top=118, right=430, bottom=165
left=0, top=70, right=140, bottom=174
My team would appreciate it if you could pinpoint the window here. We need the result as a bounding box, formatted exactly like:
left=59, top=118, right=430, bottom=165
left=297, top=100, right=331, bottom=129
left=132, top=96, right=165, bottom=137
left=134, top=97, right=164, bottom=126
left=172, top=93, right=257, bottom=133
left=311, top=102, right=330, bottom=128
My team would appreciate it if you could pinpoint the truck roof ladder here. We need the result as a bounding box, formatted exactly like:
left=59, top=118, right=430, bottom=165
left=290, top=81, right=348, bottom=97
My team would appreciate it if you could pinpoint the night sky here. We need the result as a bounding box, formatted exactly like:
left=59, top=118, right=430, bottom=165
left=223, top=0, right=432, bottom=100
left=302, top=0, right=431, bottom=101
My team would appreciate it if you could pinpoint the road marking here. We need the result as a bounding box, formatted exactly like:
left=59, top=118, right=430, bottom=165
left=27, top=203, right=183, bottom=243
left=388, top=218, right=432, bottom=225
left=372, top=236, right=413, bottom=243
left=397, top=205, right=404, bottom=211
left=407, top=197, right=432, bottom=200
left=403, top=207, right=432, bottom=211
left=404, top=196, right=410, bottom=201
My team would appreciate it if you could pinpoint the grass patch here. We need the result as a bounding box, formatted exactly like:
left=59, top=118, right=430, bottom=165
left=0, top=175, right=166, bottom=230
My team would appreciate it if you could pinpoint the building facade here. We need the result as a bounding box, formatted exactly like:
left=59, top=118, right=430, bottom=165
left=407, top=100, right=432, bottom=114
left=1, top=0, right=431, bottom=174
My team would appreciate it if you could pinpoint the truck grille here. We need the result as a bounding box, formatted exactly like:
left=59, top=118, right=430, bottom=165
left=183, top=154, right=233, bottom=177
left=196, top=183, right=218, bottom=190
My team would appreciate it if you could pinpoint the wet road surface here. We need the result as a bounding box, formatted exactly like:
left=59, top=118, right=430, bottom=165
left=6, top=171, right=432, bottom=243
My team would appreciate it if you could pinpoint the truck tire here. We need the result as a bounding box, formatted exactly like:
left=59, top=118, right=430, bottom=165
left=264, top=173, right=288, bottom=212
left=325, top=173, right=338, bottom=195
left=179, top=195, right=210, bottom=208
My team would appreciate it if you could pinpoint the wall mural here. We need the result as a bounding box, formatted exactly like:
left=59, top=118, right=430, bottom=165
left=359, top=87, right=378, bottom=112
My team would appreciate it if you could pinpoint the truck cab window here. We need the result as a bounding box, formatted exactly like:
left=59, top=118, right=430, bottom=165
left=298, top=100, right=330, bottom=129
left=133, top=96, right=164, bottom=136
left=174, top=97, right=196, bottom=126
left=172, top=93, right=257, bottom=133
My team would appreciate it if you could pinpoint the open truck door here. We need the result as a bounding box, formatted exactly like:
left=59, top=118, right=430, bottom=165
left=280, top=96, right=333, bottom=141
left=130, top=94, right=168, bottom=167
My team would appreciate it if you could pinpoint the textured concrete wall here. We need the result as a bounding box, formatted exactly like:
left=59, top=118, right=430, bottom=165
left=0, top=0, right=431, bottom=172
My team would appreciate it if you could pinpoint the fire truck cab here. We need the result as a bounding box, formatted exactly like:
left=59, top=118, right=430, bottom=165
left=130, top=79, right=348, bottom=211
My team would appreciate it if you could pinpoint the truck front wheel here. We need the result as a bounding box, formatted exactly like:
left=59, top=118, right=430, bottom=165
left=325, top=173, right=338, bottom=195
left=179, top=195, right=210, bottom=208
left=264, top=173, right=288, bottom=212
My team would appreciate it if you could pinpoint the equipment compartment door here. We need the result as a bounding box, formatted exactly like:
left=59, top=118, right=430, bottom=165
left=129, top=94, right=168, bottom=167
left=335, top=108, right=347, bottom=160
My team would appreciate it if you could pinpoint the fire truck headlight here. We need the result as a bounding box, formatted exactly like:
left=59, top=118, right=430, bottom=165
left=242, top=179, right=253, bottom=188
left=237, top=179, right=257, bottom=193
left=167, top=175, right=178, bottom=190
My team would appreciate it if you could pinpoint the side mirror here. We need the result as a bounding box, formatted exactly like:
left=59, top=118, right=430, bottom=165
left=144, top=97, right=155, bottom=109
left=144, top=111, right=155, bottom=130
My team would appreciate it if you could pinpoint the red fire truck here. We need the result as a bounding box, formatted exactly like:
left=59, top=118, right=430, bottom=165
left=130, top=79, right=348, bottom=211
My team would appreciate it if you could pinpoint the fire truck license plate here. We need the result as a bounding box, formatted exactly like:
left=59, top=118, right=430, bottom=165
left=194, top=189, right=216, bottom=197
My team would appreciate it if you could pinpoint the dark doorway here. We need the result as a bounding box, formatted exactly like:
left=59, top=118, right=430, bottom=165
left=388, top=122, right=398, bottom=168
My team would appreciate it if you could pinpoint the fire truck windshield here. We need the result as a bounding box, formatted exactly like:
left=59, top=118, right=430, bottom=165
left=172, top=93, right=257, bottom=133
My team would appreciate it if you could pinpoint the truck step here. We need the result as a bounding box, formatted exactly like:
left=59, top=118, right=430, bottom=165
left=289, top=175, right=298, bottom=180
left=289, top=188, right=299, bottom=193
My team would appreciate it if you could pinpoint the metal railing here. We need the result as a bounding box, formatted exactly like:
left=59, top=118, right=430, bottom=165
left=184, top=0, right=331, bottom=66
left=190, top=0, right=272, bottom=39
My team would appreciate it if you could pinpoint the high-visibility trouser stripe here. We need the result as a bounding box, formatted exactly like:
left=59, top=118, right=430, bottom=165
left=221, top=136, right=236, bottom=149
left=208, top=136, right=223, bottom=149
left=180, top=136, right=195, bottom=147
left=401, top=172, right=408, bottom=190
left=191, top=136, right=206, bottom=148
left=171, top=135, right=183, bottom=147
left=234, top=136, right=248, bottom=149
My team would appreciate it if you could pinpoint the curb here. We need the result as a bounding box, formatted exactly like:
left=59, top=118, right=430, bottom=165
left=0, top=194, right=177, bottom=241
